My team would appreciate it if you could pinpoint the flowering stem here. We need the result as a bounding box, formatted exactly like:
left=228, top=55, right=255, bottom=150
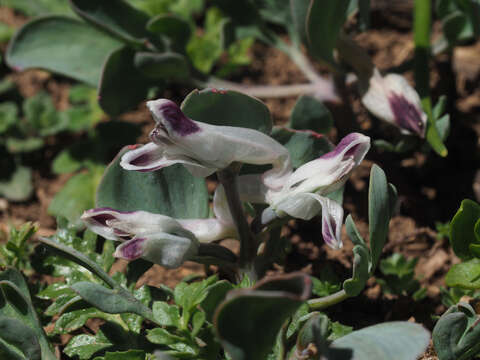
left=307, top=289, right=348, bottom=310
left=217, top=165, right=257, bottom=274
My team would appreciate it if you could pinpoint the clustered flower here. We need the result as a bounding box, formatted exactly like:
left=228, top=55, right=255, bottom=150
left=82, top=96, right=371, bottom=268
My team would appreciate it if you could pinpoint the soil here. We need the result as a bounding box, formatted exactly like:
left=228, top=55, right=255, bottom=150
left=2, top=3, right=480, bottom=359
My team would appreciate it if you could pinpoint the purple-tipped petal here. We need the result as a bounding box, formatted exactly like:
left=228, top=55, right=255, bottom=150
left=361, top=69, right=426, bottom=137
left=114, top=237, right=146, bottom=260
left=81, top=207, right=135, bottom=240
left=388, top=93, right=425, bottom=137
left=280, top=133, right=370, bottom=196
left=147, top=99, right=200, bottom=136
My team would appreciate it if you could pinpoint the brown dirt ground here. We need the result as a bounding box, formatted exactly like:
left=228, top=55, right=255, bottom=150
left=3, top=2, right=480, bottom=359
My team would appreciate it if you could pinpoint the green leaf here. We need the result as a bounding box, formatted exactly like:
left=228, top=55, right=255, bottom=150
left=311, top=266, right=341, bottom=297
left=379, top=253, right=417, bottom=278
left=186, top=7, right=226, bottom=73
left=445, top=258, right=480, bottom=289
left=103, top=350, right=146, bottom=360
left=345, top=214, right=367, bottom=248
left=146, top=328, right=185, bottom=345
left=450, top=199, right=480, bottom=259
left=54, top=308, right=119, bottom=335
left=23, top=91, right=66, bottom=135
left=432, top=303, right=480, bottom=360
left=70, top=0, right=151, bottom=45
left=297, top=313, right=330, bottom=354
left=214, top=273, right=311, bottom=360
left=48, top=167, right=105, bottom=228
left=200, top=280, right=234, bottom=322
left=306, top=0, right=350, bottom=64
left=0, top=268, right=57, bottom=360
left=98, top=47, right=152, bottom=115
left=329, top=321, right=353, bottom=341
left=71, top=282, right=149, bottom=316
left=152, top=302, right=180, bottom=327
left=0, top=316, right=41, bottom=360
left=272, top=127, right=332, bottom=168
left=64, top=330, right=113, bottom=359
left=96, top=147, right=209, bottom=219
left=134, top=52, right=189, bottom=80
left=0, top=166, right=33, bottom=202
left=181, top=88, right=272, bottom=133
left=330, top=321, right=430, bottom=360
left=289, top=95, right=334, bottom=134
left=290, top=0, right=310, bottom=43
left=343, top=245, right=370, bottom=297
left=147, top=15, right=191, bottom=51
left=7, top=16, right=122, bottom=86
left=6, top=137, right=44, bottom=153
left=368, top=165, right=391, bottom=271
left=0, top=0, right=72, bottom=16
left=191, top=310, right=206, bottom=337
left=0, top=102, right=17, bottom=134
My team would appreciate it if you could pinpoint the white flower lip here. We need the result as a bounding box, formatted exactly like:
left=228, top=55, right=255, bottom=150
left=120, top=98, right=293, bottom=189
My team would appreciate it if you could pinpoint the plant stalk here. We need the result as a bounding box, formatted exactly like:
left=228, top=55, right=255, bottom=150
left=307, top=289, right=348, bottom=310
left=205, top=77, right=338, bottom=101
left=217, top=165, right=257, bottom=273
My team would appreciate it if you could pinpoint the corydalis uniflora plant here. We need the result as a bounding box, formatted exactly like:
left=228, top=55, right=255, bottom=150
left=83, top=96, right=370, bottom=268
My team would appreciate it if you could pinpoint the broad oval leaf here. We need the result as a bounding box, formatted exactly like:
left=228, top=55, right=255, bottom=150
left=134, top=52, right=189, bottom=80
left=214, top=273, right=311, bottom=360
left=450, top=199, right=480, bottom=260
left=432, top=303, right=480, bottom=360
left=96, top=147, right=209, bottom=219
left=289, top=95, right=334, bottom=134
left=147, top=15, right=191, bottom=51
left=6, top=16, right=122, bottom=86
left=71, top=0, right=151, bottom=45
left=98, top=47, right=152, bottom=115
left=181, top=89, right=272, bottom=133
left=330, top=321, right=430, bottom=360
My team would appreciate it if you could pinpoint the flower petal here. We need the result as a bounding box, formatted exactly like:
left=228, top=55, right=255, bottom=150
left=277, top=133, right=370, bottom=197
left=361, top=69, right=426, bottom=137
left=114, top=232, right=199, bottom=268
left=120, top=142, right=214, bottom=176
left=114, top=237, right=146, bottom=260
left=147, top=98, right=292, bottom=187
left=82, top=208, right=195, bottom=240
left=178, top=218, right=236, bottom=242
left=81, top=207, right=135, bottom=240
left=274, top=193, right=343, bottom=249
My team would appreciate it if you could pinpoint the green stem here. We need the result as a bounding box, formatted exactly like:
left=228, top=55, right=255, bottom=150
left=414, top=0, right=448, bottom=157
left=217, top=165, right=257, bottom=272
left=307, top=289, right=348, bottom=310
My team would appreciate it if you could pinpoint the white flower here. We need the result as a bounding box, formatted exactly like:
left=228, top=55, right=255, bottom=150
left=120, top=98, right=292, bottom=190
left=219, top=133, right=371, bottom=249
left=81, top=204, right=236, bottom=268
left=361, top=69, right=427, bottom=137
